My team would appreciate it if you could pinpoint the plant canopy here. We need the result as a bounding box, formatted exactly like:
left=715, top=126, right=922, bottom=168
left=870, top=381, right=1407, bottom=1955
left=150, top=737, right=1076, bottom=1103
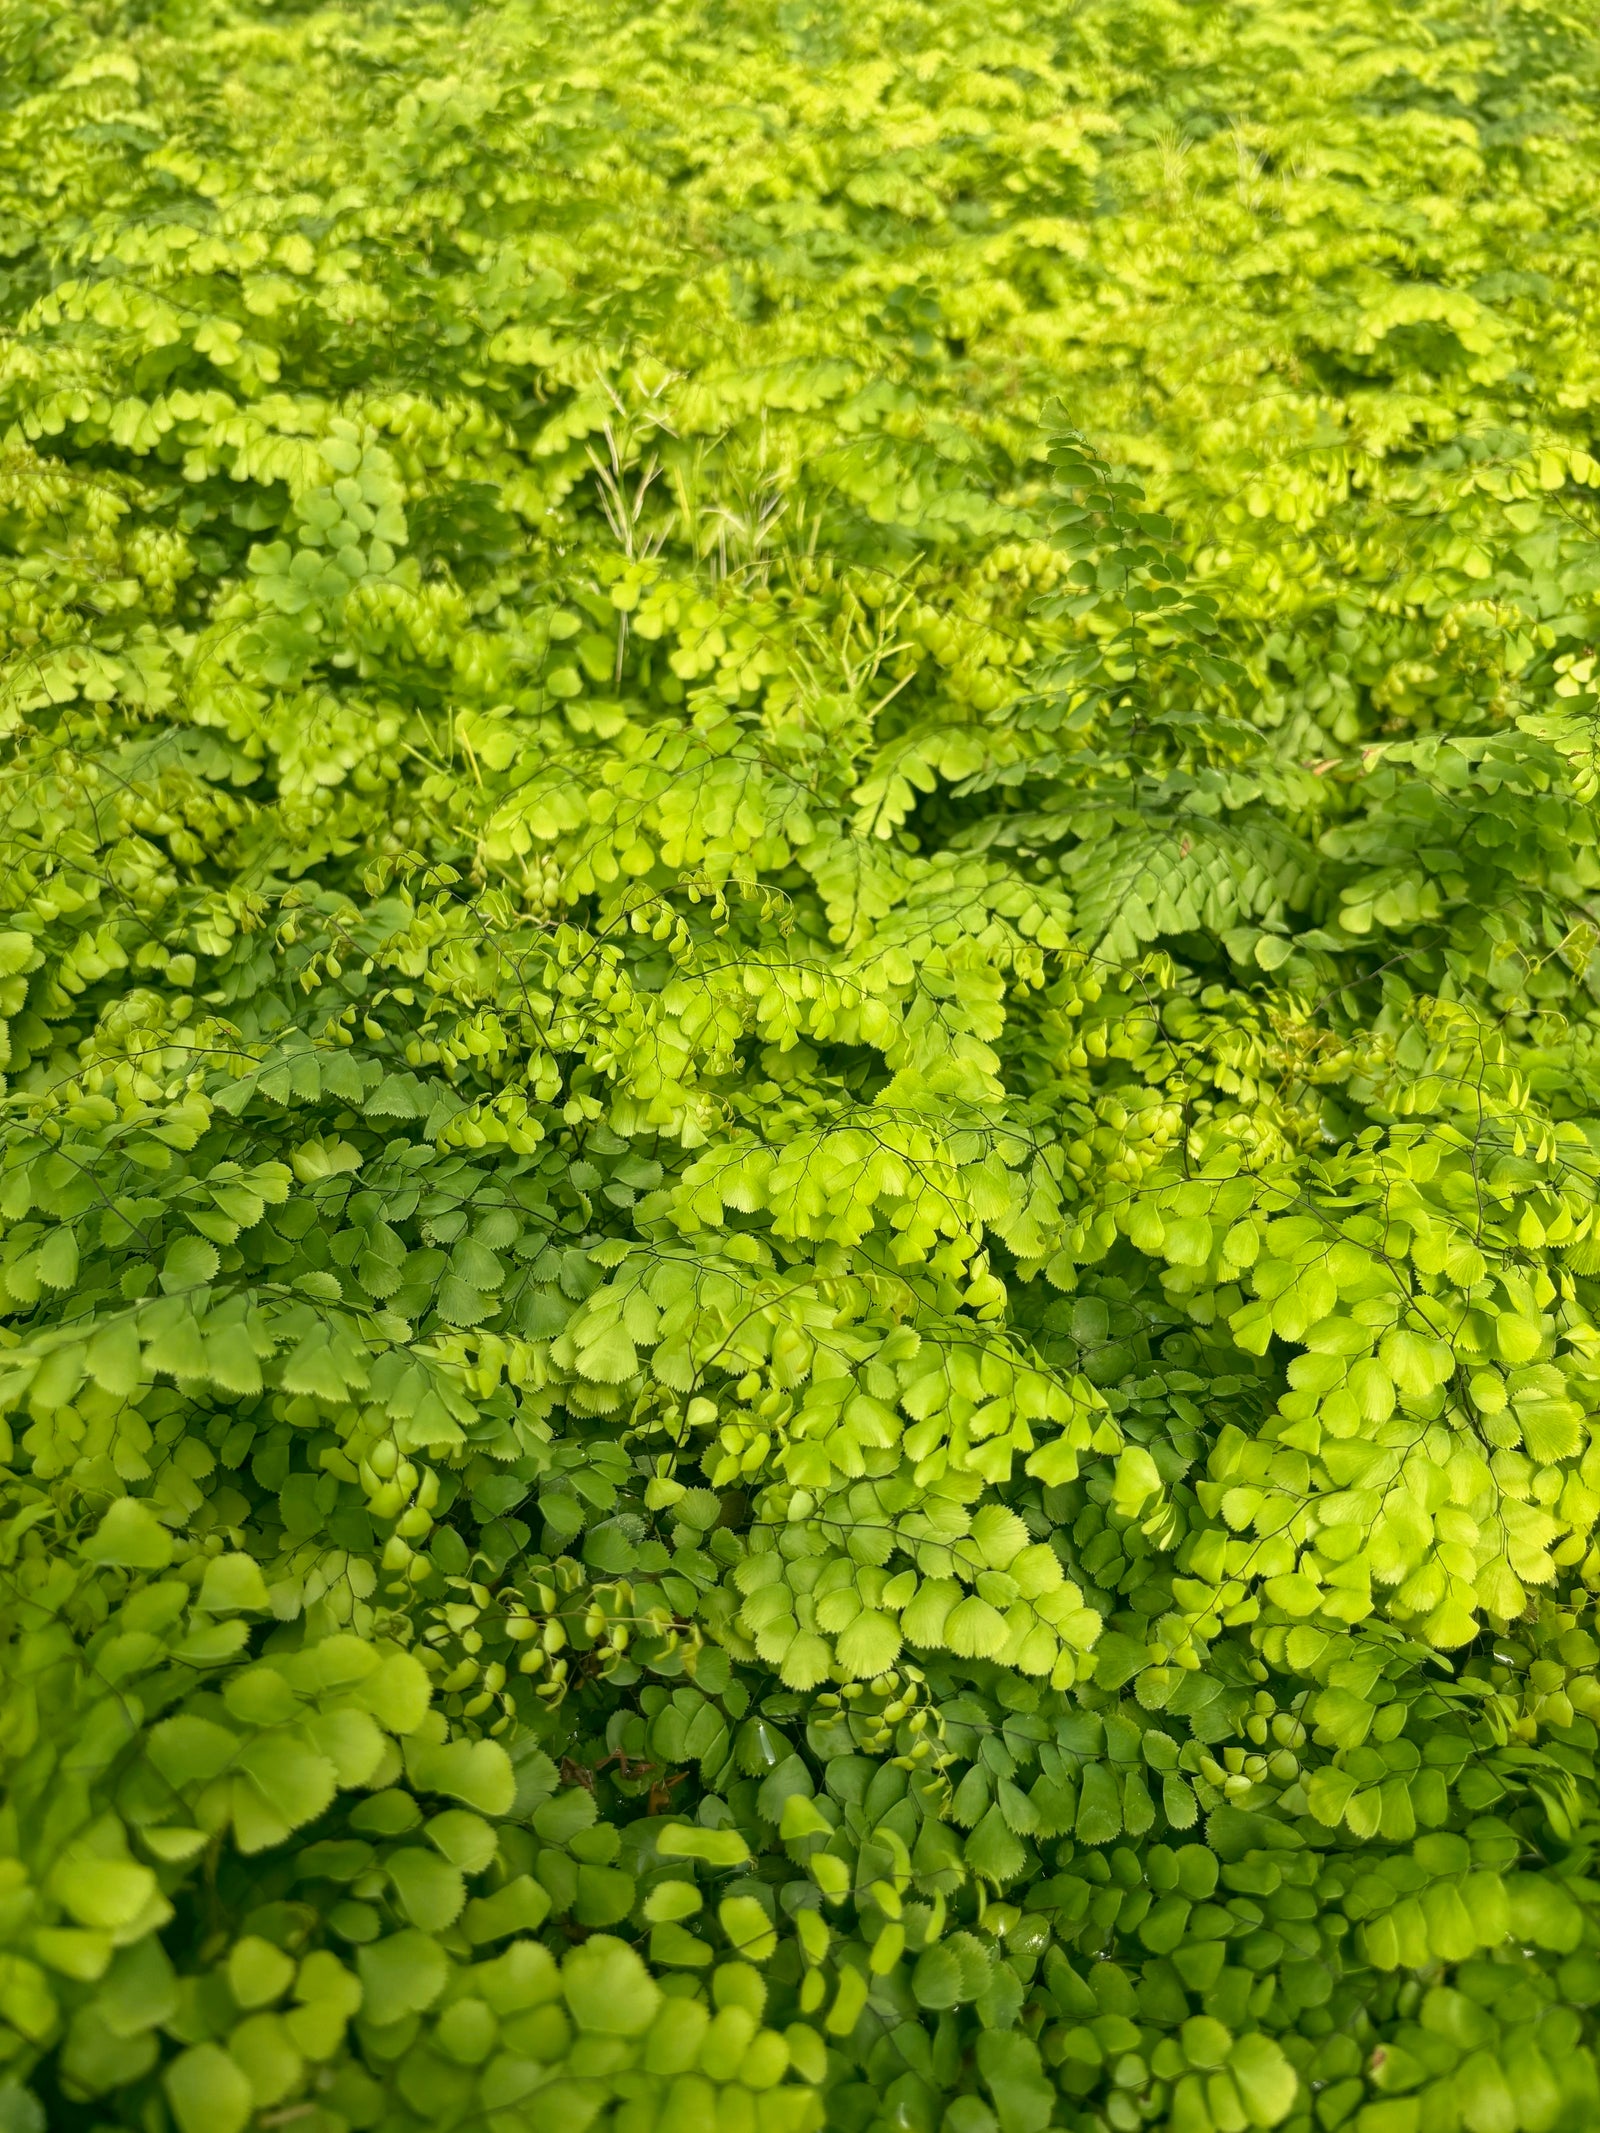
left=5, top=2, right=1600, bottom=2131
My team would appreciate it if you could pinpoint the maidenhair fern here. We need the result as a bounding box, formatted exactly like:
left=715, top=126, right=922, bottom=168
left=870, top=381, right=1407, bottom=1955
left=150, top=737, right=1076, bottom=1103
left=5, top=4, right=1600, bottom=2133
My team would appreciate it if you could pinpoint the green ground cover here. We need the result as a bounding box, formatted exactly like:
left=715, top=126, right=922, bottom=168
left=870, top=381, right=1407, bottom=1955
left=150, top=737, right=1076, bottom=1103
left=6, top=1, right=1600, bottom=2128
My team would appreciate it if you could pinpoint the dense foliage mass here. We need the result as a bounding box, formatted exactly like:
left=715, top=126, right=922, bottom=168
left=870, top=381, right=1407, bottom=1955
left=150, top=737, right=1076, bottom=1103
left=7, top=0, right=1600, bottom=2129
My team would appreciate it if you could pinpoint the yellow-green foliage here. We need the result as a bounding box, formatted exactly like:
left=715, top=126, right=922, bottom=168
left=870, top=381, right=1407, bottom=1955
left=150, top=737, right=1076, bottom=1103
left=4, top=3, right=1600, bottom=2132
